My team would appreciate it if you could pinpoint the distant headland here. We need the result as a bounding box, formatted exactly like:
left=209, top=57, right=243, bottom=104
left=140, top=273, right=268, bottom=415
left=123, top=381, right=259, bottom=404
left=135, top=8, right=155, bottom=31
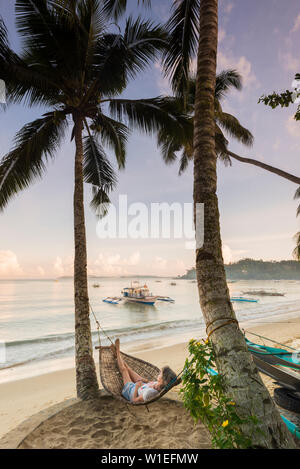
left=179, top=259, right=300, bottom=280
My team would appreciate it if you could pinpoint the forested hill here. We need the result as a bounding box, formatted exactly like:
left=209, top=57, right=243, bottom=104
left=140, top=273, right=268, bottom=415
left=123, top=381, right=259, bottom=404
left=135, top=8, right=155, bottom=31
left=180, top=259, right=300, bottom=280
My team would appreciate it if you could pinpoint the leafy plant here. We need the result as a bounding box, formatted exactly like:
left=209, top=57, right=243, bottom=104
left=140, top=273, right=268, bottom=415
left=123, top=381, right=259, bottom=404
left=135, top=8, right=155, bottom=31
left=180, top=339, right=261, bottom=449
left=259, top=73, right=300, bottom=121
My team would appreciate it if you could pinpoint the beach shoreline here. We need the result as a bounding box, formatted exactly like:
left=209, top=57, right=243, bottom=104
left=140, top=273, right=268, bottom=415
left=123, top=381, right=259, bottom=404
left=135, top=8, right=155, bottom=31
left=0, top=312, right=300, bottom=440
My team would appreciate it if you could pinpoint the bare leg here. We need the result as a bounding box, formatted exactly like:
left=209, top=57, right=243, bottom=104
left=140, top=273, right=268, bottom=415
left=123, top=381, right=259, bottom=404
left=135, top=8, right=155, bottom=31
left=115, top=339, right=147, bottom=383
left=115, top=339, right=131, bottom=385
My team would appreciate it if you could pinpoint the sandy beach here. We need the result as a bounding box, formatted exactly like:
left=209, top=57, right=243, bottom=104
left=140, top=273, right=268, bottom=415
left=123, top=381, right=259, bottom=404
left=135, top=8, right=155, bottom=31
left=0, top=314, right=299, bottom=447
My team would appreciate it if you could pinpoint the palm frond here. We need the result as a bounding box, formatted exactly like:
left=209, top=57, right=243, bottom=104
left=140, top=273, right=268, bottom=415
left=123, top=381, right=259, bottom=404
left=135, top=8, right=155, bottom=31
left=162, top=0, right=200, bottom=96
left=294, top=186, right=300, bottom=217
left=215, top=124, right=231, bottom=165
left=123, top=16, right=168, bottom=78
left=109, top=96, right=189, bottom=137
left=0, top=112, right=68, bottom=210
left=92, top=113, right=129, bottom=169
left=293, top=232, right=300, bottom=261
left=90, top=17, right=167, bottom=98
left=2, top=52, right=62, bottom=107
left=157, top=110, right=193, bottom=167
left=179, top=149, right=193, bottom=175
left=15, top=0, right=86, bottom=88
left=0, top=16, right=9, bottom=57
left=83, top=134, right=117, bottom=213
left=215, top=69, right=242, bottom=100
left=102, top=0, right=151, bottom=21
left=90, top=186, right=111, bottom=217
left=216, top=112, right=254, bottom=147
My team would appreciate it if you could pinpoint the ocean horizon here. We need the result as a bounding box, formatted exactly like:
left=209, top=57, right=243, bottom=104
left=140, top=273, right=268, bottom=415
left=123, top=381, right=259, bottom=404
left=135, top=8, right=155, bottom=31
left=1, top=277, right=300, bottom=383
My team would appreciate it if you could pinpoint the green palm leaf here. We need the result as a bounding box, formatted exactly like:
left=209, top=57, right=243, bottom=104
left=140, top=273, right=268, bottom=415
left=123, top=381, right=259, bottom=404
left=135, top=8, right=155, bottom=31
left=216, top=112, right=253, bottom=147
left=102, top=0, right=151, bottom=21
left=89, top=17, right=167, bottom=99
left=215, top=69, right=242, bottom=100
left=294, top=186, right=300, bottom=218
left=162, top=0, right=200, bottom=96
left=109, top=96, right=188, bottom=136
left=83, top=134, right=117, bottom=213
left=92, top=113, right=129, bottom=169
left=0, top=16, right=9, bottom=57
left=0, top=112, right=67, bottom=210
left=293, top=232, right=300, bottom=261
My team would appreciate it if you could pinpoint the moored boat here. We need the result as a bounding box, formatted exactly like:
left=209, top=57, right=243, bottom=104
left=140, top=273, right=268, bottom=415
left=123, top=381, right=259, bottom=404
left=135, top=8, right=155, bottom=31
left=103, top=297, right=122, bottom=304
left=230, top=296, right=258, bottom=303
left=157, top=296, right=175, bottom=302
left=122, top=282, right=158, bottom=305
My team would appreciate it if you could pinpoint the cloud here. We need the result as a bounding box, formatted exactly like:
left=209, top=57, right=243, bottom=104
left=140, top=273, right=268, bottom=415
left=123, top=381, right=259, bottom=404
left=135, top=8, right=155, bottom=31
left=224, top=1, right=234, bottom=15
left=53, top=256, right=73, bottom=277
left=0, top=250, right=23, bottom=277
left=279, top=51, right=300, bottom=73
left=54, top=256, right=64, bottom=276
left=154, top=256, right=167, bottom=270
left=291, top=13, right=300, bottom=33
left=217, top=51, right=257, bottom=89
left=222, top=245, right=247, bottom=264
left=92, top=251, right=141, bottom=276
left=272, top=139, right=280, bottom=151
left=37, top=266, right=45, bottom=276
left=286, top=115, right=300, bottom=138
left=218, top=28, right=226, bottom=43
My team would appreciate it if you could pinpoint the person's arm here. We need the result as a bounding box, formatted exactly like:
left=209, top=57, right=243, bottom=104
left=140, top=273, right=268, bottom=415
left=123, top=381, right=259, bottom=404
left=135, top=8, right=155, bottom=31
left=132, top=381, right=144, bottom=403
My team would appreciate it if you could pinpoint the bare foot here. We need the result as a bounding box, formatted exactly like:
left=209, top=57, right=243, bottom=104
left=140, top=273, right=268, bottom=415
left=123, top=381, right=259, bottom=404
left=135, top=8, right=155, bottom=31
left=115, top=338, right=120, bottom=354
left=109, top=343, right=116, bottom=356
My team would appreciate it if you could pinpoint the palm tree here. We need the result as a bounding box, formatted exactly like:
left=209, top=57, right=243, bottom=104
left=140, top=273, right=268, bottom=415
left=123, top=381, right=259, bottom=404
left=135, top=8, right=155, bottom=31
left=158, top=70, right=255, bottom=173
left=163, top=0, right=294, bottom=447
left=162, top=1, right=300, bottom=186
left=0, top=0, right=187, bottom=400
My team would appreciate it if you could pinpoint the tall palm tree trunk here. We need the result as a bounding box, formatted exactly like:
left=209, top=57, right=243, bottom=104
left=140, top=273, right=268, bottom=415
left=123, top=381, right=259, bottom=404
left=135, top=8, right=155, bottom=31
left=193, top=0, right=294, bottom=448
left=73, top=113, right=99, bottom=400
left=228, top=151, right=300, bottom=185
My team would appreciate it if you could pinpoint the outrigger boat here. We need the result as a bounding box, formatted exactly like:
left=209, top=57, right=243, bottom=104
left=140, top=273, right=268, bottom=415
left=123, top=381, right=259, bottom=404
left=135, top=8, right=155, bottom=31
left=103, top=297, right=122, bottom=305
left=230, top=296, right=258, bottom=303
left=157, top=296, right=175, bottom=303
left=207, top=365, right=300, bottom=440
left=122, top=282, right=158, bottom=305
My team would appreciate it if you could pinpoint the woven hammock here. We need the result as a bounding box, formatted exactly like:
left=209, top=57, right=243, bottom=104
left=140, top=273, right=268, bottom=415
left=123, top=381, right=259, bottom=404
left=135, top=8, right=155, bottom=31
left=97, top=346, right=181, bottom=406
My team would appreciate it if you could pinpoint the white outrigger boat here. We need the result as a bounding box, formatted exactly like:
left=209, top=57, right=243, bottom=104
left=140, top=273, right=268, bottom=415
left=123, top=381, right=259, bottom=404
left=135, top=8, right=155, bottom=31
left=122, top=282, right=158, bottom=305
left=102, top=297, right=122, bottom=305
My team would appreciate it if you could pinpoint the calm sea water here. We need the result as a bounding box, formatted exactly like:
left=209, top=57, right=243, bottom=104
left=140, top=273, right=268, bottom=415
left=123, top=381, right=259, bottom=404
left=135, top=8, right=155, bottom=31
left=1, top=277, right=300, bottom=380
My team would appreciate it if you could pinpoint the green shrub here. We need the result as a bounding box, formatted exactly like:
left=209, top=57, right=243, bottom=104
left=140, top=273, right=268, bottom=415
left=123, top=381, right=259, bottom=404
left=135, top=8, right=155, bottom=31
left=180, top=339, right=260, bottom=449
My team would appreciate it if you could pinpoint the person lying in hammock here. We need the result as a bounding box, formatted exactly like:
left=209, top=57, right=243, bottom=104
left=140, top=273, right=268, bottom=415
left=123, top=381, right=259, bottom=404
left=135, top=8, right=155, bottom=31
left=114, top=338, right=177, bottom=404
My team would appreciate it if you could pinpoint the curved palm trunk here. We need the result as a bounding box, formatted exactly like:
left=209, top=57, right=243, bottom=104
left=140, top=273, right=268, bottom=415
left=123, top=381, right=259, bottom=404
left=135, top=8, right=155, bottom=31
left=193, top=0, right=294, bottom=448
left=73, top=113, right=99, bottom=400
left=228, top=151, right=300, bottom=185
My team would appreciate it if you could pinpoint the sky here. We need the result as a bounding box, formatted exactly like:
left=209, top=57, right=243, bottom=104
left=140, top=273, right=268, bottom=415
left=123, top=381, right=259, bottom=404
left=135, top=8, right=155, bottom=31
left=0, top=0, right=300, bottom=279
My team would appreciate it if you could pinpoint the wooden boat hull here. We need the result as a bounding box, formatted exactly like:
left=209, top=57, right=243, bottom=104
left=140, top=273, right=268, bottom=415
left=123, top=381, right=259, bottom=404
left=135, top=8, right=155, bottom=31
left=124, top=297, right=156, bottom=305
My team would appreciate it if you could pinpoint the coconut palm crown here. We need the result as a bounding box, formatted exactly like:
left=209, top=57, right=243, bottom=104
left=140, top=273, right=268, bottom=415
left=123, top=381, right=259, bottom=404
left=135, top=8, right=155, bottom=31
left=0, top=0, right=188, bottom=399
left=158, top=70, right=254, bottom=174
